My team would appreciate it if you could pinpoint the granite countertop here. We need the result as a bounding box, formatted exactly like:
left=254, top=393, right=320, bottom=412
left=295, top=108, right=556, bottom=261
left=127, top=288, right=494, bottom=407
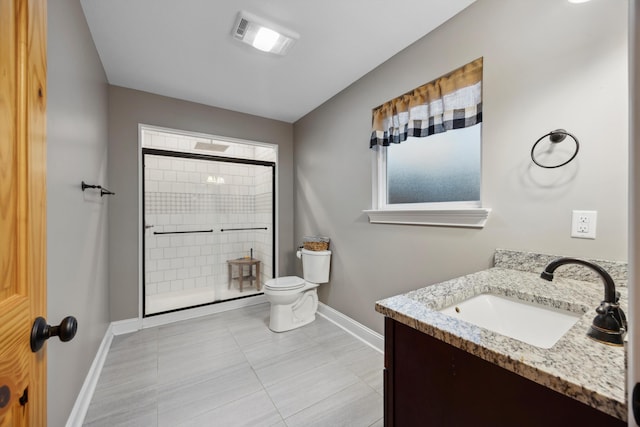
left=375, top=261, right=628, bottom=421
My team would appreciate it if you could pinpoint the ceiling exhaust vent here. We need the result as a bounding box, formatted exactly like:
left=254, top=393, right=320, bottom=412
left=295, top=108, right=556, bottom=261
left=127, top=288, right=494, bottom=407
left=231, top=11, right=299, bottom=56
left=235, top=18, right=249, bottom=38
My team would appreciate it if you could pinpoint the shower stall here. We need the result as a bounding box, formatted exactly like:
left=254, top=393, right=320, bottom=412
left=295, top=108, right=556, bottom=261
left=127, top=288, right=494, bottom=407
left=141, top=126, right=276, bottom=316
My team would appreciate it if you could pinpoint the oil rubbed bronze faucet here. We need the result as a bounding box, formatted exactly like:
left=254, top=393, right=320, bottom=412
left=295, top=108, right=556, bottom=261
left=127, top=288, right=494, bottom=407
left=540, top=257, right=627, bottom=346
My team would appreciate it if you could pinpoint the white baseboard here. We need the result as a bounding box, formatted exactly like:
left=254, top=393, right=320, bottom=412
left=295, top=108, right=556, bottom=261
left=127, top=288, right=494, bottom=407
left=65, top=323, right=114, bottom=427
left=111, top=318, right=142, bottom=335
left=317, top=302, right=384, bottom=353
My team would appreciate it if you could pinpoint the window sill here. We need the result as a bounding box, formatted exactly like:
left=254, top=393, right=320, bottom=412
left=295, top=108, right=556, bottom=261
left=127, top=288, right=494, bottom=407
left=363, top=208, right=491, bottom=228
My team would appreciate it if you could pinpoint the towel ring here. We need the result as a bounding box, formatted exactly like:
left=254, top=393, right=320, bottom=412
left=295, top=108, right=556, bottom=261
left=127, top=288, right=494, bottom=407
left=530, top=129, right=579, bottom=169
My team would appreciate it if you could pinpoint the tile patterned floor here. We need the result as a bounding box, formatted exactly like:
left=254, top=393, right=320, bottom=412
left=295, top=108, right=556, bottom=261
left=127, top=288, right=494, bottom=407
left=83, top=303, right=384, bottom=426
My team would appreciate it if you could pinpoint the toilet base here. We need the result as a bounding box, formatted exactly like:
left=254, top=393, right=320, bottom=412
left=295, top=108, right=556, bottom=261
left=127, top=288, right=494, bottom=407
left=268, top=288, right=319, bottom=332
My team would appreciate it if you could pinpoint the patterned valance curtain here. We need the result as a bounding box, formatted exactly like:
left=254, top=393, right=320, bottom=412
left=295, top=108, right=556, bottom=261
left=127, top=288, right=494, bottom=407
left=370, top=57, right=483, bottom=148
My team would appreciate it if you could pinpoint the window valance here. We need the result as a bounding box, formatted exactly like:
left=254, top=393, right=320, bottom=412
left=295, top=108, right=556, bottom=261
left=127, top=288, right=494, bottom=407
left=370, top=57, right=483, bottom=148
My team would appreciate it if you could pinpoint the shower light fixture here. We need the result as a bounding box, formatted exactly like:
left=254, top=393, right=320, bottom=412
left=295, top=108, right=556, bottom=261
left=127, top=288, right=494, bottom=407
left=206, top=176, right=225, bottom=184
left=567, top=0, right=591, bottom=3
left=232, top=11, right=299, bottom=56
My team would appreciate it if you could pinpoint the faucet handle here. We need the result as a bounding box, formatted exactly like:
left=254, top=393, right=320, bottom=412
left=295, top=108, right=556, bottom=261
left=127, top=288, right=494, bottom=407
left=595, top=301, right=615, bottom=314
left=588, top=309, right=625, bottom=345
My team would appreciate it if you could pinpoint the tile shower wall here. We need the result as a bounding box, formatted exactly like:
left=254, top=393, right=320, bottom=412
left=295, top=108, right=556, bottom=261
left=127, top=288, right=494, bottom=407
left=144, top=129, right=277, bottom=162
left=142, top=129, right=274, bottom=313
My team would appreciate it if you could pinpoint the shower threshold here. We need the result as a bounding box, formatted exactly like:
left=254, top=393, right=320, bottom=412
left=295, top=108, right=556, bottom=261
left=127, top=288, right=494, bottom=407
left=145, top=287, right=263, bottom=316
left=146, top=288, right=215, bottom=314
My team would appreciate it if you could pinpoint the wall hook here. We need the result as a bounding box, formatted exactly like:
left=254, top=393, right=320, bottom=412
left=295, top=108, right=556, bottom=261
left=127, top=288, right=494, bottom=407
left=81, top=181, right=115, bottom=197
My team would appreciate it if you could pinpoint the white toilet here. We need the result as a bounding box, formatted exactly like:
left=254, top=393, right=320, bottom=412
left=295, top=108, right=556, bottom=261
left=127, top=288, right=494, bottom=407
left=263, top=248, right=331, bottom=332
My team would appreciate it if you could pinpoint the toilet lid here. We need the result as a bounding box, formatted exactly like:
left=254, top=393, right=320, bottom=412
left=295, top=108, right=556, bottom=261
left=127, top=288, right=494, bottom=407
left=265, top=276, right=305, bottom=290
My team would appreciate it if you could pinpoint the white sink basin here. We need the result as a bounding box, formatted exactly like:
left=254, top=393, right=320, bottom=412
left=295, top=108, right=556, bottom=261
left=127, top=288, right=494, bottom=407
left=439, top=294, right=581, bottom=349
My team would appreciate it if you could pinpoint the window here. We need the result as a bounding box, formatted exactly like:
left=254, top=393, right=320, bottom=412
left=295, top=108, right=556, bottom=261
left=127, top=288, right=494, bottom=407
left=385, top=125, right=481, bottom=207
left=365, top=58, right=490, bottom=227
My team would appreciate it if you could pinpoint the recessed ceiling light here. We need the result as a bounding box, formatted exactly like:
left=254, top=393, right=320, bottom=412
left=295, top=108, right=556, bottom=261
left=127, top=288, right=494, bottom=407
left=568, top=0, right=591, bottom=3
left=232, top=11, right=299, bottom=56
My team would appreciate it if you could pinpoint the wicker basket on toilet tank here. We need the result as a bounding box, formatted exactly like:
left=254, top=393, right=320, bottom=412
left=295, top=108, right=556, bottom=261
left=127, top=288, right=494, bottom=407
left=302, top=236, right=330, bottom=251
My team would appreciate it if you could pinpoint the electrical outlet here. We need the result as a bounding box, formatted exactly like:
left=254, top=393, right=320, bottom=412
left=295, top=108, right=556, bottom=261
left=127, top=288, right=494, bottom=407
left=571, top=210, right=597, bottom=239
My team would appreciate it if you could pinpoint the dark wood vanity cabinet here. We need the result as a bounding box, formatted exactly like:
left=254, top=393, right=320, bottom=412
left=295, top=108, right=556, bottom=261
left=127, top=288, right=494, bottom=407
left=384, top=317, right=625, bottom=427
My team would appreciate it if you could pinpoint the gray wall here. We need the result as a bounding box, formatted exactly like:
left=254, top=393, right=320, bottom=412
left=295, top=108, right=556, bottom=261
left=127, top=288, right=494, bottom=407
left=293, top=0, right=629, bottom=334
left=47, top=0, right=111, bottom=425
left=108, top=87, right=295, bottom=320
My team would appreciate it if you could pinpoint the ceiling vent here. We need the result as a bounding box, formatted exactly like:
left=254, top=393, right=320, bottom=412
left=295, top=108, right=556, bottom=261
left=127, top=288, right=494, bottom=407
left=231, top=11, right=299, bottom=56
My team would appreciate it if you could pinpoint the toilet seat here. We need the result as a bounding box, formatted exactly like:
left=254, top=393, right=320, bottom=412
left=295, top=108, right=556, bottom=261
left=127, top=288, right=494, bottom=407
left=264, top=276, right=305, bottom=291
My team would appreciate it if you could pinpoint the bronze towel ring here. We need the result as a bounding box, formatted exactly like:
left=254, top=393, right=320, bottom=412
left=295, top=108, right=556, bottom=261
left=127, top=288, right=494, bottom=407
left=530, top=129, right=579, bottom=169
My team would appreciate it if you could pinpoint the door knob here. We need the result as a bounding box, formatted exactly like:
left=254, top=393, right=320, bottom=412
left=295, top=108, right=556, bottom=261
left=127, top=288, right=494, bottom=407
left=30, top=316, right=77, bottom=352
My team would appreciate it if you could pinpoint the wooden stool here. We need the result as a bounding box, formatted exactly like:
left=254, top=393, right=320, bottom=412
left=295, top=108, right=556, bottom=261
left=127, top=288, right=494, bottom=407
left=227, top=258, right=261, bottom=292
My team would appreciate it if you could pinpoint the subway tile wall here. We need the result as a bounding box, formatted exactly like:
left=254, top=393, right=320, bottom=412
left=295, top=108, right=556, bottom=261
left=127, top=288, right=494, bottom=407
left=142, top=129, right=274, bottom=312
left=143, top=128, right=277, bottom=162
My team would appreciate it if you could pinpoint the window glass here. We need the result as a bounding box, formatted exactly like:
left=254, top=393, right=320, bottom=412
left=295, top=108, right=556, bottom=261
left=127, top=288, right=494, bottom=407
left=384, top=124, right=481, bottom=206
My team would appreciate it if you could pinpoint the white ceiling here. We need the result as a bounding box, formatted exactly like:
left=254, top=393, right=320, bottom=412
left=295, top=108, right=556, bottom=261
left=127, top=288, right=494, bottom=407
left=80, top=0, right=475, bottom=123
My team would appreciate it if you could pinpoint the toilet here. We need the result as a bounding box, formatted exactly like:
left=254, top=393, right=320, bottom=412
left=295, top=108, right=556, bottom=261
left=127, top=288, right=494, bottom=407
left=263, top=248, right=331, bottom=332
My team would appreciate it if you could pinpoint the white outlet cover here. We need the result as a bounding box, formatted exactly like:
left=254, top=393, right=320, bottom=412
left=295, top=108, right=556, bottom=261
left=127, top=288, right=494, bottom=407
left=571, top=210, right=597, bottom=239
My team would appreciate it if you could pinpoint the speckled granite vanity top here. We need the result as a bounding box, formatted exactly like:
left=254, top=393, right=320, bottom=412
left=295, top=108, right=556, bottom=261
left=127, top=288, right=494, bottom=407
left=375, top=249, right=628, bottom=421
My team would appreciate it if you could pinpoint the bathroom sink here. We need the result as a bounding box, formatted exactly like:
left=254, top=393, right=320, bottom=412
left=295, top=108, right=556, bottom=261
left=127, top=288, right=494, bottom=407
left=439, top=294, right=581, bottom=349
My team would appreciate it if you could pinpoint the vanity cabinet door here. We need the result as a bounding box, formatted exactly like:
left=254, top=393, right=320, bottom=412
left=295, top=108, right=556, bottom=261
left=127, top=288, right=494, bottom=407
left=384, top=317, right=625, bottom=427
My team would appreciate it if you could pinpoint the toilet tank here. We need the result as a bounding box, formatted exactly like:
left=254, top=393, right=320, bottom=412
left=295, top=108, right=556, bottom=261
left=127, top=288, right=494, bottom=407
left=299, top=249, right=331, bottom=283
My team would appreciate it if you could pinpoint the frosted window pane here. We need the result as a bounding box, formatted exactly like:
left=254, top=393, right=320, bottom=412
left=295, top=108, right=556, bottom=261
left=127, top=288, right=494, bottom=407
left=386, top=125, right=481, bottom=204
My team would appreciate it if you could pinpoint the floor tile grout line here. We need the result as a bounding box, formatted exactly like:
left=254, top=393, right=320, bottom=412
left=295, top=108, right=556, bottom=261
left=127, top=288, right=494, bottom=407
left=231, top=315, right=364, bottom=425
left=279, top=376, right=368, bottom=423
left=254, top=359, right=335, bottom=390
left=163, top=313, right=275, bottom=424
left=253, top=363, right=288, bottom=425
left=178, top=315, right=288, bottom=426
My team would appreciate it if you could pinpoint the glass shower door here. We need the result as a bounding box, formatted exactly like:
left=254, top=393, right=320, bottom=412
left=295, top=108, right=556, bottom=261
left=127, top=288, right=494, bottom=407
left=142, top=150, right=274, bottom=316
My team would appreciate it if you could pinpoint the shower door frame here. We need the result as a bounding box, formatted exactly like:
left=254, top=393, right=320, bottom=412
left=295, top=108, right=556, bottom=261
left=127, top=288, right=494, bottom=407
left=141, top=147, right=276, bottom=317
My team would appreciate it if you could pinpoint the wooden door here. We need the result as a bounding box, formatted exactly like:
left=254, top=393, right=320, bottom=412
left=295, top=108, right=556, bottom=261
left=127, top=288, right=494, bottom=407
left=0, top=0, right=48, bottom=425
